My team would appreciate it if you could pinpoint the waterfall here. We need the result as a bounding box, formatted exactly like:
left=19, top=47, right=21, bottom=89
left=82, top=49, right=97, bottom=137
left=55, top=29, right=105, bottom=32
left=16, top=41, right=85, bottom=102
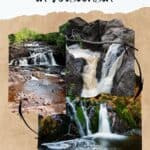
left=97, top=44, right=125, bottom=94
left=66, top=44, right=100, bottom=98
left=99, top=103, right=111, bottom=133
left=81, top=102, right=92, bottom=135
left=67, top=44, right=125, bottom=98
left=66, top=97, right=85, bottom=136
left=50, top=52, right=57, bottom=66
left=9, top=42, right=58, bottom=67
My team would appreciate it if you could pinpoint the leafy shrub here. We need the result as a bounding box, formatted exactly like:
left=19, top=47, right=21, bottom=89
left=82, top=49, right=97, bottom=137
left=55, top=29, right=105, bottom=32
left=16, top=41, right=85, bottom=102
left=56, top=34, right=65, bottom=49
left=59, top=22, right=70, bottom=34
left=45, top=32, right=59, bottom=45
left=13, top=28, right=39, bottom=44
left=77, top=106, right=86, bottom=128
left=8, top=34, right=15, bottom=44
left=115, top=101, right=137, bottom=128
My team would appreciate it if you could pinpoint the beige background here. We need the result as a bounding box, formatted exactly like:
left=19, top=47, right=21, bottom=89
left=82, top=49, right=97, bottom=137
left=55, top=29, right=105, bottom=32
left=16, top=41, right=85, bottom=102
left=0, top=7, right=150, bottom=150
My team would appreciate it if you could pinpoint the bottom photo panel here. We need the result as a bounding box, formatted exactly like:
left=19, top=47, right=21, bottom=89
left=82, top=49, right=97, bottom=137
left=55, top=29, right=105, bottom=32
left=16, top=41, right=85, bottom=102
left=38, top=94, right=141, bottom=150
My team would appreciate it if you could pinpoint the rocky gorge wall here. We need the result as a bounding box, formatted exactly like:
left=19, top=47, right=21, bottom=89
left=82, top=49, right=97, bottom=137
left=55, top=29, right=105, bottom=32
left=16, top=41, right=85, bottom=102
left=65, top=17, right=135, bottom=97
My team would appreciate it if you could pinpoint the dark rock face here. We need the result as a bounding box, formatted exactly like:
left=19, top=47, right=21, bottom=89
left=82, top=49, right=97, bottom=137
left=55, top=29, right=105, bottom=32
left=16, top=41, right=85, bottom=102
left=66, top=17, right=135, bottom=97
left=82, top=20, right=107, bottom=42
left=111, top=51, right=135, bottom=96
left=105, top=19, right=124, bottom=30
left=66, top=51, right=86, bottom=96
left=109, top=111, right=130, bottom=134
left=65, top=17, right=88, bottom=37
left=9, top=46, right=30, bottom=62
left=38, top=114, right=70, bottom=144
left=38, top=114, right=80, bottom=145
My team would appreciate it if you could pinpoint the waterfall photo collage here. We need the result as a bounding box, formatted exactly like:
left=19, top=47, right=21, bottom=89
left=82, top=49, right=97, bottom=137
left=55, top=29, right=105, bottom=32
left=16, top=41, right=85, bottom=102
left=8, top=17, right=142, bottom=150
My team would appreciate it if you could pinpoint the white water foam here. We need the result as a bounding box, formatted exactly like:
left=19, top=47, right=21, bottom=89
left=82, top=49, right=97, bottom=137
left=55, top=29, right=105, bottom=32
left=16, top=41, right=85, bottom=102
left=67, top=44, right=125, bottom=98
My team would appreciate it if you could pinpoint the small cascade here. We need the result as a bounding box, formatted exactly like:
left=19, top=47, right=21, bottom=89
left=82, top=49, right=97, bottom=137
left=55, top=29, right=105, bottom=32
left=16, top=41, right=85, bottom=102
left=67, top=44, right=125, bottom=97
left=18, top=58, right=28, bottom=66
left=9, top=42, right=58, bottom=67
left=35, top=53, right=48, bottom=65
left=66, top=97, right=85, bottom=136
left=81, top=102, right=92, bottom=135
left=98, top=103, right=111, bottom=133
left=31, top=75, right=39, bottom=81
left=50, top=52, right=57, bottom=66
left=23, top=42, right=40, bottom=47
left=87, top=103, right=127, bottom=140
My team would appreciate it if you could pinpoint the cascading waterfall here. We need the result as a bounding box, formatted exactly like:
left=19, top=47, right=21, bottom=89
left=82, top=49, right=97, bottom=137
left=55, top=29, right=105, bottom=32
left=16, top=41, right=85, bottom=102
left=67, top=44, right=125, bottom=97
left=9, top=42, right=57, bottom=66
left=81, top=102, right=92, bottom=135
left=98, top=103, right=111, bottom=133
left=66, top=97, right=85, bottom=136
left=90, top=103, right=127, bottom=140
left=50, top=52, right=57, bottom=66
left=43, top=102, right=127, bottom=150
left=97, top=44, right=125, bottom=94
left=66, top=44, right=100, bottom=97
left=67, top=99, right=111, bottom=136
left=66, top=99, right=127, bottom=139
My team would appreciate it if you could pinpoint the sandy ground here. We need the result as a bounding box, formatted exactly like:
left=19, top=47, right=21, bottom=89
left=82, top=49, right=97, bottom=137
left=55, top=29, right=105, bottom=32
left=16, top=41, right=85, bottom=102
left=0, top=7, right=150, bottom=150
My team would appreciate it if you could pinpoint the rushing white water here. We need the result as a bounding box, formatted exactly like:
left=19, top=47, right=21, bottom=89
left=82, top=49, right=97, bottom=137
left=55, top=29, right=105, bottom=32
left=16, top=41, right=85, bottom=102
left=18, top=58, right=28, bottom=66
left=50, top=52, right=57, bottom=66
left=97, top=44, right=125, bottom=94
left=42, top=139, right=96, bottom=150
left=9, top=42, right=57, bottom=66
left=30, top=51, right=57, bottom=66
left=23, top=42, right=40, bottom=47
left=81, top=102, right=92, bottom=135
left=42, top=102, right=127, bottom=149
left=66, top=44, right=100, bottom=97
left=89, top=132, right=127, bottom=140
left=31, top=75, right=39, bottom=81
left=89, top=103, right=127, bottom=140
left=67, top=44, right=125, bottom=98
left=99, top=104, right=111, bottom=133
left=66, top=97, right=85, bottom=136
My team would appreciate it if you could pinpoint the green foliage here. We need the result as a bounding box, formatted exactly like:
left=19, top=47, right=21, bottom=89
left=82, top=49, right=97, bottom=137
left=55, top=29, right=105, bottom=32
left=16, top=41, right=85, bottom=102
left=9, top=28, right=66, bottom=51
left=44, top=32, right=59, bottom=45
left=8, top=34, right=15, bottom=44
left=56, top=34, right=65, bottom=49
left=115, top=101, right=137, bottom=128
left=34, top=34, right=46, bottom=41
left=77, top=106, right=86, bottom=129
left=67, top=83, right=76, bottom=100
left=59, top=22, right=70, bottom=34
left=122, top=108, right=137, bottom=127
left=13, top=28, right=39, bottom=44
left=90, top=105, right=99, bottom=133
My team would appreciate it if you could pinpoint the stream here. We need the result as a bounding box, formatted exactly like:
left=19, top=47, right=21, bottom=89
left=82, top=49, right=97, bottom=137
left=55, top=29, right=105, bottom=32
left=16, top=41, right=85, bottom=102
left=9, top=41, right=65, bottom=115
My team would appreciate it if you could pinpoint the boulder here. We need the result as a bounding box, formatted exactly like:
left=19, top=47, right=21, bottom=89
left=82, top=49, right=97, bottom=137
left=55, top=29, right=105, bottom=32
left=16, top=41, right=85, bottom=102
left=9, top=45, right=30, bottom=62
